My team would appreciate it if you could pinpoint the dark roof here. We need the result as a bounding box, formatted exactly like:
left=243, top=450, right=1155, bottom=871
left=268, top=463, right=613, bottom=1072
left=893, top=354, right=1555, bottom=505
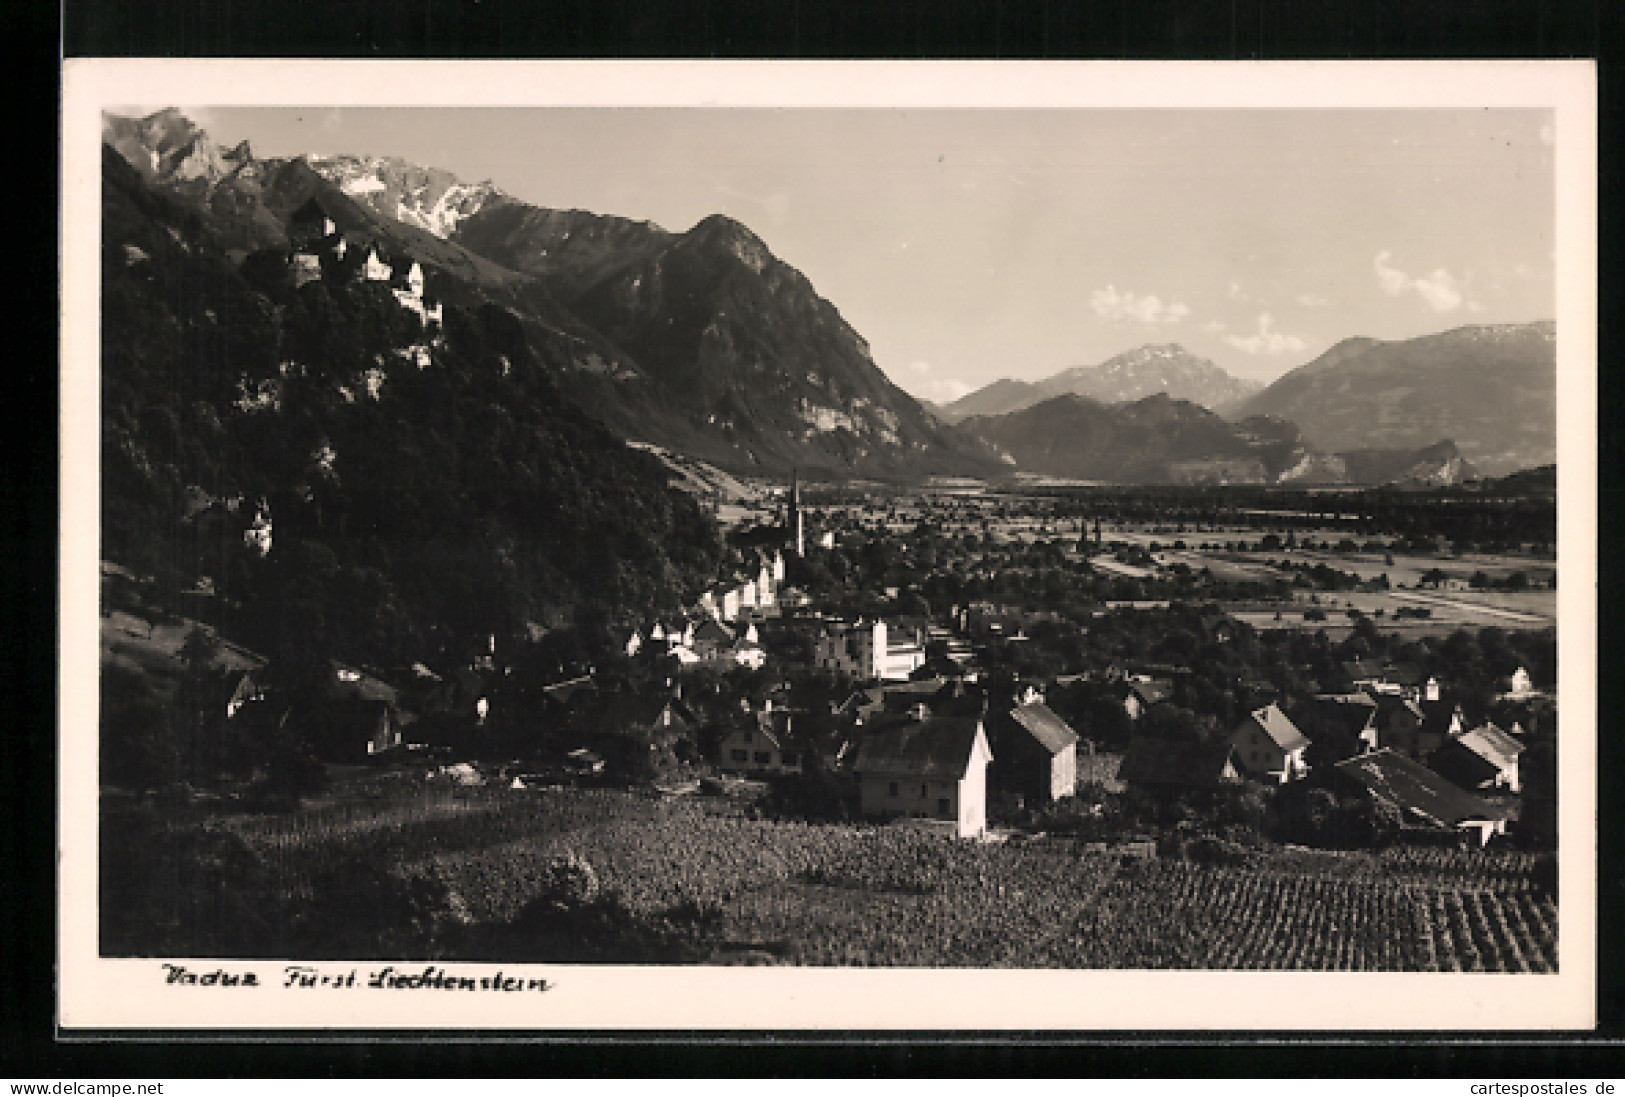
left=1419, top=700, right=1465, bottom=735
left=1387, top=662, right=1425, bottom=687
left=838, top=686, right=887, bottom=717
left=1373, top=694, right=1426, bottom=727
left=1335, top=749, right=1509, bottom=827
left=1128, top=679, right=1174, bottom=705
left=692, top=618, right=736, bottom=646
left=727, top=710, right=792, bottom=750
left=1118, top=737, right=1238, bottom=790
left=541, top=674, right=596, bottom=703
left=1342, top=659, right=1388, bottom=681
left=1303, top=693, right=1376, bottom=738
left=1237, top=703, right=1310, bottom=752
left=331, top=663, right=398, bottom=705
left=1005, top=701, right=1080, bottom=755
left=578, top=690, right=687, bottom=735
left=853, top=715, right=989, bottom=779
left=882, top=676, right=952, bottom=699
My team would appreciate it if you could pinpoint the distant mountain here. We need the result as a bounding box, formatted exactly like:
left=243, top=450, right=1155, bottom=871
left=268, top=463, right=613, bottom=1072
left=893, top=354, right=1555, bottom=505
left=933, top=378, right=1047, bottom=422
left=958, top=393, right=1477, bottom=486
left=1478, top=463, right=1556, bottom=498
left=961, top=394, right=1271, bottom=484
left=937, top=345, right=1262, bottom=423
left=1233, top=323, right=1555, bottom=477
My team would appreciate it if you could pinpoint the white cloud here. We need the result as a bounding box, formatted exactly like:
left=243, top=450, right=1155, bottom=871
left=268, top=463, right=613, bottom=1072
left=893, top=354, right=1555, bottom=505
left=1090, top=284, right=1190, bottom=324
left=1224, top=312, right=1306, bottom=356
left=1374, top=251, right=1476, bottom=312
left=907, top=360, right=934, bottom=375
left=1203, top=320, right=1228, bottom=333
left=1295, top=293, right=1331, bottom=308
left=914, top=378, right=974, bottom=405
left=1227, top=280, right=1246, bottom=301
left=716, top=183, right=792, bottom=224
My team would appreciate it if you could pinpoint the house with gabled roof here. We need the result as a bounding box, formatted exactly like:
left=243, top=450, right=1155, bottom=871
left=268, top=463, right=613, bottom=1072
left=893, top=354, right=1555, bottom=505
left=1306, top=693, right=1381, bottom=756
left=1122, top=677, right=1174, bottom=721
left=1230, top=703, right=1310, bottom=783
left=1118, top=737, right=1240, bottom=794
left=1429, top=721, right=1526, bottom=794
left=689, top=617, right=737, bottom=660
left=1334, top=749, right=1511, bottom=847
left=1373, top=694, right=1427, bottom=755
left=986, top=696, right=1079, bottom=804
left=1341, top=658, right=1389, bottom=691
left=1415, top=699, right=1468, bottom=759
left=717, top=707, right=800, bottom=775
left=853, top=714, right=992, bottom=838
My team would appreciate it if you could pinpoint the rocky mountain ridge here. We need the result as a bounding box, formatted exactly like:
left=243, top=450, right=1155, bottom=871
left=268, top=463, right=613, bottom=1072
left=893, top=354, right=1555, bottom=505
left=936, top=344, right=1263, bottom=423
left=958, top=393, right=1477, bottom=486
left=100, top=108, right=997, bottom=482
left=307, top=154, right=510, bottom=238
left=1234, top=322, right=1555, bottom=478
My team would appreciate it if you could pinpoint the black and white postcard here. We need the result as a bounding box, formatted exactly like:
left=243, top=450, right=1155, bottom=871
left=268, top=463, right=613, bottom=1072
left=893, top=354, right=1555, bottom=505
left=59, top=59, right=1597, bottom=1031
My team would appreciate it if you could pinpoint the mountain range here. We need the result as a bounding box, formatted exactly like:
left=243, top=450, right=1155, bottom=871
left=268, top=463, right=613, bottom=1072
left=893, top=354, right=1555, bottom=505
left=101, top=109, right=1554, bottom=488
left=101, top=110, right=993, bottom=482
left=959, top=393, right=1477, bottom=487
left=1231, top=323, right=1556, bottom=478
left=934, top=344, right=1263, bottom=422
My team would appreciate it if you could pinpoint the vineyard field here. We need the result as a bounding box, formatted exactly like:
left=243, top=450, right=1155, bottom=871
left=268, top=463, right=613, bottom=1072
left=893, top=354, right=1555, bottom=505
left=223, top=786, right=1556, bottom=971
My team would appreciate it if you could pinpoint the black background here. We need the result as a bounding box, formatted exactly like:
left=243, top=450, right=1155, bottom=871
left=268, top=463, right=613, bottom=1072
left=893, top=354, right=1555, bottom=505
left=14, top=0, right=1621, bottom=1077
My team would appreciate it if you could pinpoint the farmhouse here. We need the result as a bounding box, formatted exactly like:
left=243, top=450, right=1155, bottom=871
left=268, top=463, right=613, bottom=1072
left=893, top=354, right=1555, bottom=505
left=689, top=617, right=737, bottom=660
left=1122, top=677, right=1174, bottom=721
left=1429, top=721, right=1525, bottom=794
left=1118, top=737, right=1240, bottom=794
left=1415, top=700, right=1468, bottom=758
left=1371, top=695, right=1427, bottom=755
left=289, top=663, right=403, bottom=762
left=717, top=707, right=800, bottom=775
left=853, top=714, right=992, bottom=838
left=1229, top=703, right=1310, bottom=783
left=1334, top=749, right=1511, bottom=847
left=1305, top=693, right=1381, bottom=756
left=985, top=694, right=1079, bottom=805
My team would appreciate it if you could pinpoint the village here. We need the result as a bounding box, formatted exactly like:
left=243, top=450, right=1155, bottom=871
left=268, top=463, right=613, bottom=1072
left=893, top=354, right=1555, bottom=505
left=104, top=468, right=1554, bottom=842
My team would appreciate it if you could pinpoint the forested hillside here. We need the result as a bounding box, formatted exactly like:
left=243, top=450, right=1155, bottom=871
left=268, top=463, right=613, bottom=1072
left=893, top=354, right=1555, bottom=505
left=101, top=144, right=724, bottom=671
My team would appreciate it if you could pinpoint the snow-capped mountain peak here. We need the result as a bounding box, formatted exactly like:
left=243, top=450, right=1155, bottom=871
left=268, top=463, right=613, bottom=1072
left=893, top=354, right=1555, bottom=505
left=305, top=154, right=508, bottom=238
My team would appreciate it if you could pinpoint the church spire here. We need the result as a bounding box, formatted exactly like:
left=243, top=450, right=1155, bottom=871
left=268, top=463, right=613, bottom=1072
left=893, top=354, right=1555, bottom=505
left=788, top=467, right=805, bottom=557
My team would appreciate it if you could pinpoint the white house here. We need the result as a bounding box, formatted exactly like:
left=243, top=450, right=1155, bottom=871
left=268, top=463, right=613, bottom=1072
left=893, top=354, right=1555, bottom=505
left=1501, top=667, right=1538, bottom=700
left=853, top=714, right=992, bottom=839
left=1431, top=722, right=1526, bottom=794
left=361, top=248, right=393, bottom=282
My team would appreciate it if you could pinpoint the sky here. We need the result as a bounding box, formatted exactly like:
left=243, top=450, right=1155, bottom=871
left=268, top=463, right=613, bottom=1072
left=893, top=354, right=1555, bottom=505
left=174, top=106, right=1555, bottom=404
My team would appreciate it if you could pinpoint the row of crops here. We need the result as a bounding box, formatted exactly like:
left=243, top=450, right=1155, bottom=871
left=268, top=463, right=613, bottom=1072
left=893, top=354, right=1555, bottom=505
left=225, top=787, right=1558, bottom=971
